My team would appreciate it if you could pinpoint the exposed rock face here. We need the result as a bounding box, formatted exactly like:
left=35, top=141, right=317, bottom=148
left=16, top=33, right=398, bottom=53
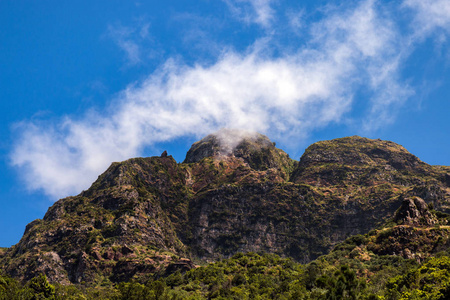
left=185, top=182, right=401, bottom=263
left=329, top=196, right=450, bottom=263
left=5, top=156, right=191, bottom=284
left=2, top=132, right=450, bottom=285
left=184, top=129, right=262, bottom=163
left=394, top=197, right=437, bottom=226
left=184, top=129, right=295, bottom=179
left=292, top=136, right=435, bottom=186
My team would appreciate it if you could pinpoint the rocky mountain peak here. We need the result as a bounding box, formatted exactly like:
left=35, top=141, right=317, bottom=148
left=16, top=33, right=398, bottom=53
left=291, top=136, right=433, bottom=186
left=184, top=129, right=271, bottom=162
left=299, top=136, right=422, bottom=169
left=184, top=129, right=295, bottom=173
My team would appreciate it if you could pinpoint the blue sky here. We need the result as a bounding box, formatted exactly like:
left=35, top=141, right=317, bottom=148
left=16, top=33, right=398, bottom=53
left=1, top=0, right=450, bottom=247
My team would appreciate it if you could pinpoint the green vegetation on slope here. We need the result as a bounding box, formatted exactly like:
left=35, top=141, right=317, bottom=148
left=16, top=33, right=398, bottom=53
left=3, top=252, right=450, bottom=299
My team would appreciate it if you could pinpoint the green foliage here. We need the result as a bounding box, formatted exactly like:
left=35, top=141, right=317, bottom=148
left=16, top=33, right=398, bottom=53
left=0, top=274, right=33, bottom=300
left=4, top=253, right=450, bottom=300
left=0, top=274, right=58, bottom=300
left=385, top=256, right=450, bottom=300
left=30, top=274, right=56, bottom=299
left=316, top=265, right=367, bottom=299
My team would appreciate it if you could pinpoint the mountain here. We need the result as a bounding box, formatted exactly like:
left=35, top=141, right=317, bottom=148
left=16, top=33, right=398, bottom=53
left=1, top=129, right=450, bottom=287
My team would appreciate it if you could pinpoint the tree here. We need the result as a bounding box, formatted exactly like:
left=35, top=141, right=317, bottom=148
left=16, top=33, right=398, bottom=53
left=318, top=265, right=366, bottom=300
left=30, top=274, right=55, bottom=300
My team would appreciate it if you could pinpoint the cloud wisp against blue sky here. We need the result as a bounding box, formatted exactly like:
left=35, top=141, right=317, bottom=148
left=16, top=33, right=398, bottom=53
left=223, top=0, right=276, bottom=27
left=404, top=0, right=450, bottom=36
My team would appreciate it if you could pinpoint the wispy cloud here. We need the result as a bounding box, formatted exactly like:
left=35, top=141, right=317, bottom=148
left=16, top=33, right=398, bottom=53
left=107, top=22, right=152, bottom=65
left=286, top=9, right=304, bottom=32
left=223, top=0, right=275, bottom=28
left=9, top=0, right=447, bottom=199
left=404, top=0, right=450, bottom=35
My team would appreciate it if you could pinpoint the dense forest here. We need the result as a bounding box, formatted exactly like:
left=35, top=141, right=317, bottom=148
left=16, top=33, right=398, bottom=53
left=2, top=250, right=450, bottom=299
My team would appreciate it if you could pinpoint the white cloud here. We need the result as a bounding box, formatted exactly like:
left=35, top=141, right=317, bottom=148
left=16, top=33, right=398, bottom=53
left=10, top=0, right=434, bottom=199
left=404, top=0, right=450, bottom=35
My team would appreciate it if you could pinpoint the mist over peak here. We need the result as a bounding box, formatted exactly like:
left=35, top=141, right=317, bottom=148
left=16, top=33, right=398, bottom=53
left=184, top=129, right=269, bottom=163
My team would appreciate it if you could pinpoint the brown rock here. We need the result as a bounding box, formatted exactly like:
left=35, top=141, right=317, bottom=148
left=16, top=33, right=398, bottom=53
left=103, top=250, right=115, bottom=260
left=92, top=250, right=102, bottom=261
left=394, top=197, right=437, bottom=226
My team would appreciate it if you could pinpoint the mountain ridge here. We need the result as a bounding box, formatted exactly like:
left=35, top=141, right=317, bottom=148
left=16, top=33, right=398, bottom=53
left=1, top=131, right=450, bottom=287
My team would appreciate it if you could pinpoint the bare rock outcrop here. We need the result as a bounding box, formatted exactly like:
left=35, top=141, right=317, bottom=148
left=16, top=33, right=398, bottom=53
left=394, top=197, right=437, bottom=226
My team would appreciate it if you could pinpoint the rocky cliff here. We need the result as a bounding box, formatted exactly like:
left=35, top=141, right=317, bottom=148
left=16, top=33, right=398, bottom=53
left=1, top=130, right=450, bottom=285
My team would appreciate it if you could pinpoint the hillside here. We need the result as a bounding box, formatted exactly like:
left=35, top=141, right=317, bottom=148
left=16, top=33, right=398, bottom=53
left=1, top=129, right=450, bottom=290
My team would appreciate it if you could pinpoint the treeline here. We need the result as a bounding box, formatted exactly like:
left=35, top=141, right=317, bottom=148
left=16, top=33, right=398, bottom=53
left=2, top=252, right=450, bottom=299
